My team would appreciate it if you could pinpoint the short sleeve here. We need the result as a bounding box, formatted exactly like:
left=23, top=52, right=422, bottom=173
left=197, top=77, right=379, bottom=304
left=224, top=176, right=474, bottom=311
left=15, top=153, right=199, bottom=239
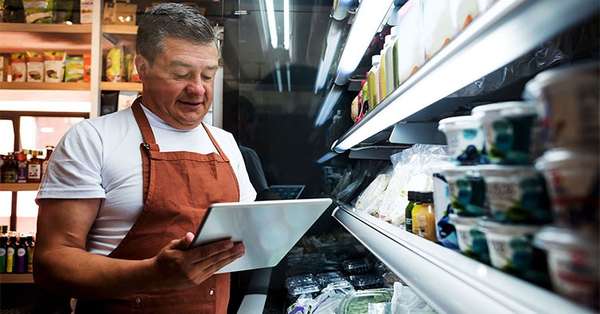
left=37, top=120, right=106, bottom=200
left=226, top=134, right=257, bottom=202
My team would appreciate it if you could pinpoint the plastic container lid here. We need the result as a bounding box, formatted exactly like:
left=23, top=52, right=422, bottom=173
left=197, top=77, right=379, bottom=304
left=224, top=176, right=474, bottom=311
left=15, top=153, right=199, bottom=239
left=440, top=165, right=479, bottom=177
left=407, top=191, right=433, bottom=203
left=524, top=62, right=600, bottom=100
left=372, top=55, right=381, bottom=65
left=499, top=103, right=538, bottom=117
left=438, top=115, right=481, bottom=131
left=534, top=226, right=598, bottom=252
left=478, top=219, right=540, bottom=236
left=471, top=101, right=531, bottom=117
left=535, top=148, right=599, bottom=171
left=449, top=214, right=480, bottom=226
left=390, top=26, right=400, bottom=36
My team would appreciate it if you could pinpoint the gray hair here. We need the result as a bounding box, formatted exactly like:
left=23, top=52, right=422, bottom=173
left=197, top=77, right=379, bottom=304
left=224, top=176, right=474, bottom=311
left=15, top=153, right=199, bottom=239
left=136, top=3, right=216, bottom=64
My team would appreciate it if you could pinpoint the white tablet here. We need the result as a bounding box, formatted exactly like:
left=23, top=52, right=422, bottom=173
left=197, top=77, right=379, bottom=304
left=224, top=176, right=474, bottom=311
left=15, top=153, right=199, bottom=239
left=192, top=198, right=333, bottom=273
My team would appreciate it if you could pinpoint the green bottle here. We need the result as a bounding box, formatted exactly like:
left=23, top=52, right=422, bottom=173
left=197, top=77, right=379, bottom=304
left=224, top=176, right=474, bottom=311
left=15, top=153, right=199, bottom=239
left=0, top=236, right=7, bottom=273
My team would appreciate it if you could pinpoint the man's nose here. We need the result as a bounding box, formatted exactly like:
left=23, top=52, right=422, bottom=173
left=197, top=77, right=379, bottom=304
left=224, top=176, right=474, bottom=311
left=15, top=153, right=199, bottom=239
left=185, top=78, right=206, bottom=96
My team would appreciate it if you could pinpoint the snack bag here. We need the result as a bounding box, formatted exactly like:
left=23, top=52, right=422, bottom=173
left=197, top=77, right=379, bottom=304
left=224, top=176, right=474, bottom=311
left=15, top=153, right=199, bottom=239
left=64, top=56, right=84, bottom=82
left=23, top=0, right=53, bottom=24
left=105, top=47, right=123, bottom=82
left=80, top=0, right=93, bottom=24
left=43, top=51, right=65, bottom=83
left=83, top=53, right=91, bottom=82
left=26, top=51, right=44, bottom=82
left=10, top=53, right=27, bottom=82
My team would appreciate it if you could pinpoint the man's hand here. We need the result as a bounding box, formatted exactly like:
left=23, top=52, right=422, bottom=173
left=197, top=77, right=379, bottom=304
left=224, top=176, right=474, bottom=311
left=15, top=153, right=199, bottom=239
left=151, top=233, right=245, bottom=290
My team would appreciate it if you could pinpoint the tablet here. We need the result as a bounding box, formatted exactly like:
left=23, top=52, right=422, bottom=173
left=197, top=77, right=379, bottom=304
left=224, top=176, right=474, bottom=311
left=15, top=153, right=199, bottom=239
left=192, top=198, right=332, bottom=273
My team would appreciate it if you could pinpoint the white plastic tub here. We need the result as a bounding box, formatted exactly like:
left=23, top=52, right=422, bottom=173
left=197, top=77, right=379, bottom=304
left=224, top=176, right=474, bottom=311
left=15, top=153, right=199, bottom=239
left=449, top=214, right=489, bottom=263
left=535, top=149, right=599, bottom=234
left=479, top=220, right=540, bottom=273
left=534, top=226, right=599, bottom=308
left=524, top=62, right=600, bottom=150
left=477, top=165, right=551, bottom=224
left=438, top=115, right=485, bottom=165
left=441, top=166, right=487, bottom=217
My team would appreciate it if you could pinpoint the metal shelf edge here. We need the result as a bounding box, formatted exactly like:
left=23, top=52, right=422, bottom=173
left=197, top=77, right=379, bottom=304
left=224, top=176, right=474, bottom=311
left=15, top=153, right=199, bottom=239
left=332, top=205, right=592, bottom=314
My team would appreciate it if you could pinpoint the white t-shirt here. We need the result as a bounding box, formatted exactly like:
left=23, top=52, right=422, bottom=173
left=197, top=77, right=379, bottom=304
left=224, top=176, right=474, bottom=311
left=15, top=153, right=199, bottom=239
left=37, top=105, right=256, bottom=256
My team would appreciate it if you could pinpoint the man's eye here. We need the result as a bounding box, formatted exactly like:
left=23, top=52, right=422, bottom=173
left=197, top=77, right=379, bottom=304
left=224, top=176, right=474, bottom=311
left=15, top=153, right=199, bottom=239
left=174, top=73, right=190, bottom=79
left=202, top=75, right=214, bottom=81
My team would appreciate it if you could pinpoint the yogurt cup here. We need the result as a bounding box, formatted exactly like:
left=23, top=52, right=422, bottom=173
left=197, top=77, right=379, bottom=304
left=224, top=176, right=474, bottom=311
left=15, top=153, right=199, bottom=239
left=438, top=115, right=485, bottom=165
left=472, top=101, right=539, bottom=165
left=535, top=149, right=599, bottom=235
left=449, top=214, right=489, bottom=263
left=441, top=166, right=487, bottom=217
left=479, top=220, right=541, bottom=275
left=524, top=62, right=600, bottom=150
left=534, top=226, right=599, bottom=309
left=477, top=165, right=551, bottom=224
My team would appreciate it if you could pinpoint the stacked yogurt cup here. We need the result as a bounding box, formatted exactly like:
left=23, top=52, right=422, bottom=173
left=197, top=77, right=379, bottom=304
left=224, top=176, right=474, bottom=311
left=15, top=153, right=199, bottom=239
left=438, top=62, right=599, bottom=309
left=525, top=62, right=599, bottom=309
left=438, top=101, right=552, bottom=285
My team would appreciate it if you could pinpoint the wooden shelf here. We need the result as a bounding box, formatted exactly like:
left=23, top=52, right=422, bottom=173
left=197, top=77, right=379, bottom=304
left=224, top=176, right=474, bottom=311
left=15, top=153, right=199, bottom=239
left=0, top=273, right=34, bottom=284
left=0, top=183, right=40, bottom=192
left=0, top=23, right=91, bottom=34
left=102, top=24, right=138, bottom=35
left=101, top=82, right=142, bottom=92
left=0, top=82, right=90, bottom=91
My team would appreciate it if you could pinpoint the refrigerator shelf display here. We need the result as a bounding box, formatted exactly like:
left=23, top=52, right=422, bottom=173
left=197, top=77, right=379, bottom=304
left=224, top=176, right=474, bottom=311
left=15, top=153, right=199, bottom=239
left=332, top=0, right=600, bottom=153
left=332, top=204, right=593, bottom=314
left=0, top=274, right=34, bottom=284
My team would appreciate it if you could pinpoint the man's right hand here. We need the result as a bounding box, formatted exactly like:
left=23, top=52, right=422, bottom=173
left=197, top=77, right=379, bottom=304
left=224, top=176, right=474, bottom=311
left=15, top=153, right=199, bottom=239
left=150, top=233, right=245, bottom=290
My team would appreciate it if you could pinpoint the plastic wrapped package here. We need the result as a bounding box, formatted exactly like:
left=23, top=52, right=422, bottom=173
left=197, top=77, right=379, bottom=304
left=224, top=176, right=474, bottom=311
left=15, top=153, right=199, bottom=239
left=355, top=169, right=393, bottom=216
left=25, top=51, right=44, bottom=82
left=422, top=0, right=453, bottom=59
left=23, top=0, right=53, bottom=23
left=312, top=281, right=355, bottom=314
left=338, top=289, right=394, bottom=314
left=64, top=56, right=84, bottom=82
left=391, top=283, right=437, bottom=314
left=342, top=258, right=371, bottom=275
left=316, top=271, right=346, bottom=288
left=348, top=274, right=385, bottom=290
left=287, top=295, right=315, bottom=314
left=394, top=0, right=425, bottom=87
left=368, top=302, right=392, bottom=314
left=43, top=51, right=65, bottom=83
left=378, top=145, right=450, bottom=226
left=286, top=274, right=321, bottom=299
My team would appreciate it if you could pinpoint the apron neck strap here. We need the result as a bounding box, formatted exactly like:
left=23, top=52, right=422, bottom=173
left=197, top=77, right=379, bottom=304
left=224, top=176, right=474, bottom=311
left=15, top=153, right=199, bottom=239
left=131, top=97, right=158, bottom=146
left=200, top=123, right=229, bottom=162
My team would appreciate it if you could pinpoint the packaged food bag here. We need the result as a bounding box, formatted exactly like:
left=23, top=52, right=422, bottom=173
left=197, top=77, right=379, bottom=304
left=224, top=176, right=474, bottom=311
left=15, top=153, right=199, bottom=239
left=80, top=0, right=93, bottom=24
left=423, top=0, right=453, bottom=59
left=43, top=51, right=65, bottom=83
left=26, top=51, right=44, bottom=82
left=10, top=53, right=27, bottom=82
left=0, top=55, right=4, bottom=82
left=106, top=47, right=123, bottom=82
left=83, top=53, right=91, bottom=82
left=64, top=56, right=84, bottom=82
left=23, top=0, right=53, bottom=23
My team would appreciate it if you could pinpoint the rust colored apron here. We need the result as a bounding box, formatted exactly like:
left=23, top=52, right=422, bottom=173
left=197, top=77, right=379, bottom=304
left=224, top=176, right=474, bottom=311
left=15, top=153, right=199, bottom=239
left=76, top=98, right=240, bottom=313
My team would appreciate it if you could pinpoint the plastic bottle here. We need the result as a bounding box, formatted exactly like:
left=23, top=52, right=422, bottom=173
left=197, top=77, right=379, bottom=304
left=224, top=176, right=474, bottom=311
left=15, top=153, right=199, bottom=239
left=405, top=192, right=416, bottom=233
left=0, top=235, right=7, bottom=273
left=1, top=154, right=18, bottom=183
left=27, top=150, right=43, bottom=183
left=386, top=28, right=399, bottom=94
left=15, top=235, right=27, bottom=273
left=42, top=146, right=54, bottom=179
left=16, top=151, right=28, bottom=183
left=411, top=192, right=436, bottom=241
left=6, top=234, right=16, bottom=273
left=26, top=235, right=34, bottom=273
left=367, top=55, right=381, bottom=110
left=378, top=40, right=388, bottom=101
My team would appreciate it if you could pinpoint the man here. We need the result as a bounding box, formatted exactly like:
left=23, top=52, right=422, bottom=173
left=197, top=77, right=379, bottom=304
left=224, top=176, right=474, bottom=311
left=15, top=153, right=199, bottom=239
left=34, top=3, right=256, bottom=313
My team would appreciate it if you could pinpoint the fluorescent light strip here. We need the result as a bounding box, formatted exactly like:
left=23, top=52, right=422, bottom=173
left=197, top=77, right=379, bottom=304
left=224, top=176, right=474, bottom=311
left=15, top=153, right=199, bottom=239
left=275, top=61, right=283, bottom=93
left=335, top=0, right=394, bottom=85
left=283, top=0, right=290, bottom=50
left=258, top=0, right=271, bottom=51
left=314, top=21, right=344, bottom=93
left=314, top=86, right=343, bottom=126
left=265, top=0, right=278, bottom=48
left=286, top=63, right=292, bottom=92
left=333, top=0, right=599, bottom=152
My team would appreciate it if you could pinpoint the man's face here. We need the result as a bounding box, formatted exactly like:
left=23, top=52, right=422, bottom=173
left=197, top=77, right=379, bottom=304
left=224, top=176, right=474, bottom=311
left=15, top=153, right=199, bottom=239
left=137, top=37, right=219, bottom=130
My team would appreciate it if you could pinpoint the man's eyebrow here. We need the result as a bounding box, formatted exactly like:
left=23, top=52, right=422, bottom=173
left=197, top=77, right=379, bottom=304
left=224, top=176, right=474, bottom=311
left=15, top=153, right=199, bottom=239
left=169, top=60, right=193, bottom=67
left=206, top=65, right=219, bottom=71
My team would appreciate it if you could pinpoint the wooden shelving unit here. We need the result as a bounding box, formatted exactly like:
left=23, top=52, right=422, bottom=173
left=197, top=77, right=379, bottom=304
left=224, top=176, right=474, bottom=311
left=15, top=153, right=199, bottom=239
left=0, top=82, right=90, bottom=91
left=0, top=274, right=34, bottom=284
left=0, top=183, right=40, bottom=192
left=101, top=81, right=142, bottom=92
left=102, top=24, right=138, bottom=35
left=0, top=23, right=91, bottom=34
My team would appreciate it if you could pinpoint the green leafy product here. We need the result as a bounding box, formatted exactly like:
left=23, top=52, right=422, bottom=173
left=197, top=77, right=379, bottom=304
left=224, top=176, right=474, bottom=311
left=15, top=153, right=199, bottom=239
left=23, top=0, right=54, bottom=23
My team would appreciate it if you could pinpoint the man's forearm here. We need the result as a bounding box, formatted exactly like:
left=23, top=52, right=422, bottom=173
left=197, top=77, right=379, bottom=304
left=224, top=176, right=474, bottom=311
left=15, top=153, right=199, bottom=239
left=34, top=247, right=157, bottom=299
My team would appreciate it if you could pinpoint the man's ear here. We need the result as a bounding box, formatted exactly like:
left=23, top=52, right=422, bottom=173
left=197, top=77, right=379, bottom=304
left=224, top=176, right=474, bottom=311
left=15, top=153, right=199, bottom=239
left=135, top=55, right=149, bottom=80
